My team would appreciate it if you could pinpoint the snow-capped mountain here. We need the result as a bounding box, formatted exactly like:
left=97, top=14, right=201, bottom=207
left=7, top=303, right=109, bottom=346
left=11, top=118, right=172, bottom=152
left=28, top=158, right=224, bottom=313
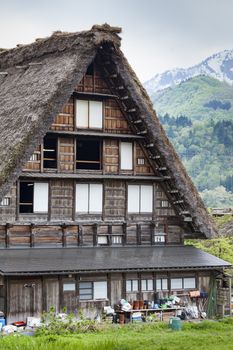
left=144, top=49, right=233, bottom=94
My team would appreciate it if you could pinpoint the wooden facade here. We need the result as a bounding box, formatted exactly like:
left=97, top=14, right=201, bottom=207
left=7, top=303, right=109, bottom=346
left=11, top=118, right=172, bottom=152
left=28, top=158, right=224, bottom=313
left=0, top=41, right=230, bottom=324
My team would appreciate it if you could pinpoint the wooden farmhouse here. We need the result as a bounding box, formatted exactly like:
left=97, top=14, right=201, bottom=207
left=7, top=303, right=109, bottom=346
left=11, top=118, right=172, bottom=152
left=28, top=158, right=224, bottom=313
left=0, top=24, right=231, bottom=323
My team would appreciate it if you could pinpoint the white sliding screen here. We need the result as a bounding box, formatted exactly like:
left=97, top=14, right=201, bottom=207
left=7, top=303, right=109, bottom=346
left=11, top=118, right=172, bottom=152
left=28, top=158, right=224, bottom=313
left=128, top=185, right=140, bottom=213
left=34, top=182, right=48, bottom=213
left=120, top=142, right=133, bottom=170
left=140, top=185, right=153, bottom=213
left=93, top=281, right=107, bottom=299
left=89, top=184, right=103, bottom=213
left=128, top=184, right=153, bottom=213
left=76, top=184, right=102, bottom=213
left=89, top=101, right=103, bottom=128
left=76, top=100, right=89, bottom=128
left=76, top=184, right=89, bottom=212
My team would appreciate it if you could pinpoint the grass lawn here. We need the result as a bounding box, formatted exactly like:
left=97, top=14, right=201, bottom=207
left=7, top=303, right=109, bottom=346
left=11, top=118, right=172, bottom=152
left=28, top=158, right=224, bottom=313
left=1, top=319, right=233, bottom=350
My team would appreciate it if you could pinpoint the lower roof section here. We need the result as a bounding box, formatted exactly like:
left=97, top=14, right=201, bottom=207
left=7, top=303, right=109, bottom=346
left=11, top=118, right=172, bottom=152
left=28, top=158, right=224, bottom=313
left=0, top=246, right=231, bottom=276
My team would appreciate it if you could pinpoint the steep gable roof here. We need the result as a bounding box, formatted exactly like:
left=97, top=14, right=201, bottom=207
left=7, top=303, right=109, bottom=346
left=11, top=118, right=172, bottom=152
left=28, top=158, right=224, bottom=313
left=0, top=24, right=216, bottom=238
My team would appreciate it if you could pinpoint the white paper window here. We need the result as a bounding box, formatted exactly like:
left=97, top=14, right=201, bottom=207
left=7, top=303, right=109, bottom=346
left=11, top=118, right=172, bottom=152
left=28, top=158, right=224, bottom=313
left=63, top=283, right=76, bottom=292
left=76, top=184, right=89, bottom=213
left=97, top=236, right=108, bottom=245
left=120, top=142, right=133, bottom=170
left=94, top=281, right=107, bottom=299
left=76, top=100, right=89, bottom=128
left=184, top=277, right=196, bottom=289
left=128, top=185, right=140, bottom=213
left=89, top=101, right=103, bottom=128
left=33, top=182, right=48, bottom=213
left=76, top=184, right=102, bottom=214
left=141, top=279, right=153, bottom=291
left=140, top=185, right=153, bottom=213
left=156, top=278, right=168, bottom=290
left=89, top=184, right=103, bottom=213
left=128, top=185, right=153, bottom=213
left=76, top=100, right=103, bottom=129
left=171, top=278, right=183, bottom=290
left=126, top=279, right=138, bottom=292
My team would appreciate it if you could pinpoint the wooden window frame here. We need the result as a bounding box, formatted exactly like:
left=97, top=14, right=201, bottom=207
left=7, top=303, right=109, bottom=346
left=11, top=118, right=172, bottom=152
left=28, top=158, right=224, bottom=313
left=126, top=279, right=139, bottom=292
left=141, top=279, right=154, bottom=291
left=171, top=277, right=196, bottom=290
left=19, top=181, right=49, bottom=214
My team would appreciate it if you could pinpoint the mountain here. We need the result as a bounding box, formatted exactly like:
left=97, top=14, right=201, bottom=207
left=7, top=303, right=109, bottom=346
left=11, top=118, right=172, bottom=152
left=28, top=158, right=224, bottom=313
left=151, top=75, right=233, bottom=121
left=144, top=49, right=233, bottom=94
left=147, top=75, right=233, bottom=208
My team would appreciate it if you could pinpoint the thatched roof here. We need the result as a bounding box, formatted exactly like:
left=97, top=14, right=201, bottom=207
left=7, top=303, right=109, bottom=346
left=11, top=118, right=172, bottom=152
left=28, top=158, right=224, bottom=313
left=0, top=24, right=216, bottom=238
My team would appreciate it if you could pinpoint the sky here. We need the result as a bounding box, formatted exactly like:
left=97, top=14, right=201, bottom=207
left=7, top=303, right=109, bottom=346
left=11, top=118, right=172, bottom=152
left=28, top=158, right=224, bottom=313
left=1, top=0, right=233, bottom=81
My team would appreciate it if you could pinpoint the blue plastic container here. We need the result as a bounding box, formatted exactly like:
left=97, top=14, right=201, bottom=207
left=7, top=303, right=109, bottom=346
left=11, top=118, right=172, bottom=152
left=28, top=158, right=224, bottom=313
left=0, top=319, right=6, bottom=328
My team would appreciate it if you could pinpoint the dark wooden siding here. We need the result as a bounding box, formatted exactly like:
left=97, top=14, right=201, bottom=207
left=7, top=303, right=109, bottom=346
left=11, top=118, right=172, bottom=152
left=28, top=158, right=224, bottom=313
left=104, top=180, right=126, bottom=220
left=50, top=180, right=73, bottom=221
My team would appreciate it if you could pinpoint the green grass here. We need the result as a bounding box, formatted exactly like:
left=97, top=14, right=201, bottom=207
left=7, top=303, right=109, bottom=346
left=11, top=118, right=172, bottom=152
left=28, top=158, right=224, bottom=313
left=1, top=319, right=233, bottom=350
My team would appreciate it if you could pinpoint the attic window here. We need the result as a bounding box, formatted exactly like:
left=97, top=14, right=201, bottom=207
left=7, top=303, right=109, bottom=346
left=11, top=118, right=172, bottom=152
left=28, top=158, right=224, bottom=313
left=19, top=182, right=48, bottom=214
left=0, top=197, right=10, bottom=207
left=137, top=158, right=145, bottom=165
left=76, top=138, right=101, bottom=170
left=76, top=100, right=103, bottom=129
left=43, top=135, right=57, bottom=169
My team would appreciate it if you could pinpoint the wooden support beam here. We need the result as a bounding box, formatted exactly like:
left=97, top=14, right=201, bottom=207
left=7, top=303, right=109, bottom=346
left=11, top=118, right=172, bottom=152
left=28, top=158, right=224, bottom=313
left=122, top=223, right=127, bottom=246
left=158, top=167, right=167, bottom=171
left=150, top=155, right=161, bottom=160
left=30, top=224, right=35, bottom=248
left=145, top=143, right=154, bottom=148
left=109, top=73, right=117, bottom=78
left=62, top=224, right=67, bottom=247
left=93, top=224, right=98, bottom=246
left=133, top=119, right=143, bottom=124
left=184, top=217, right=193, bottom=222
left=180, top=211, right=190, bottom=215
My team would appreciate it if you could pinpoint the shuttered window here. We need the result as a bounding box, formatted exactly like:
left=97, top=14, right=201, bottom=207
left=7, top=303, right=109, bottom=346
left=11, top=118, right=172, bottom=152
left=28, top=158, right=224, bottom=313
left=76, top=184, right=103, bottom=213
left=76, top=100, right=103, bottom=129
left=128, top=185, right=153, bottom=213
left=120, top=142, right=133, bottom=170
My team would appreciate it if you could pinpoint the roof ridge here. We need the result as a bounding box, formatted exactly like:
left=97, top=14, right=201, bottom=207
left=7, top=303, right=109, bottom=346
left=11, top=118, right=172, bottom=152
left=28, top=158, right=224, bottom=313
left=0, top=24, right=121, bottom=69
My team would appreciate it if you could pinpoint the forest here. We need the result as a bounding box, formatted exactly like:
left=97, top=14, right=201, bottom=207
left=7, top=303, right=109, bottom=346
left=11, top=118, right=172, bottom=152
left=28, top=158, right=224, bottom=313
left=159, top=114, right=233, bottom=207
